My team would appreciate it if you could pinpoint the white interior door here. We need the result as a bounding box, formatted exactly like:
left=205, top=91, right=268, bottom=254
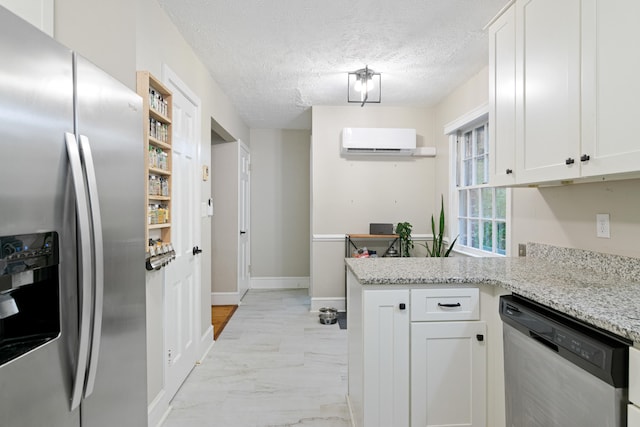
left=238, top=143, right=250, bottom=299
left=163, top=68, right=201, bottom=400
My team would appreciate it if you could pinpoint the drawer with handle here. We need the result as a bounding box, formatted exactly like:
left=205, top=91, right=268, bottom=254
left=410, top=288, right=479, bottom=321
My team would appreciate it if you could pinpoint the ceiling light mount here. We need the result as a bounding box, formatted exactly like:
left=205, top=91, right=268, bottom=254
left=348, top=66, right=381, bottom=107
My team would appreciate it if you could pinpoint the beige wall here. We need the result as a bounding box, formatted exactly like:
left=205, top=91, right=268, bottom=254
left=55, top=0, right=136, bottom=89
left=433, top=67, right=490, bottom=207
left=250, top=129, right=311, bottom=278
left=211, top=141, right=240, bottom=294
left=511, top=180, right=640, bottom=258
left=311, top=105, right=437, bottom=301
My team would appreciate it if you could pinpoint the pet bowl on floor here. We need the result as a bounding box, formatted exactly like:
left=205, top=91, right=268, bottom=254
left=318, top=307, right=338, bottom=325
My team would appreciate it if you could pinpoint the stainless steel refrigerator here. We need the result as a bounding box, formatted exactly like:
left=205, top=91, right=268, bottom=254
left=0, top=6, right=147, bottom=427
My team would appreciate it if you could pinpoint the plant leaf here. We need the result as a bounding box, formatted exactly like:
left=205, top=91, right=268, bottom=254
left=444, top=236, right=458, bottom=257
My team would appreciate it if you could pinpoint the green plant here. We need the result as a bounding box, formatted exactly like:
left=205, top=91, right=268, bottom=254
left=424, top=195, right=458, bottom=257
left=395, top=221, right=413, bottom=257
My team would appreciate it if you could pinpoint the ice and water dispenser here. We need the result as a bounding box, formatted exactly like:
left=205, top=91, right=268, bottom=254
left=0, top=232, right=60, bottom=366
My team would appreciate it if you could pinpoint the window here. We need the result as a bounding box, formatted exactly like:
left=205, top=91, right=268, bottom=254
left=452, top=119, right=508, bottom=256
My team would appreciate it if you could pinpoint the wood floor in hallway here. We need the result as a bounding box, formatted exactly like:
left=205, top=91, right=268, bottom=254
left=162, top=289, right=350, bottom=427
left=211, top=305, right=238, bottom=341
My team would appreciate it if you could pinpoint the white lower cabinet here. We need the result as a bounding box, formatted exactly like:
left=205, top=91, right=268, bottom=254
left=362, top=289, right=410, bottom=427
left=411, top=321, right=487, bottom=427
left=347, top=278, right=487, bottom=427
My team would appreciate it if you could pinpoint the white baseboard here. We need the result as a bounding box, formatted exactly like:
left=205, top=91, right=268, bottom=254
left=211, top=291, right=240, bottom=305
left=198, top=325, right=214, bottom=362
left=250, top=276, right=310, bottom=289
left=310, top=296, right=345, bottom=312
left=147, top=389, right=171, bottom=427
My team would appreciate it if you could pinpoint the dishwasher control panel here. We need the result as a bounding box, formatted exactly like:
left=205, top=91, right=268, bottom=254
left=554, top=329, right=604, bottom=367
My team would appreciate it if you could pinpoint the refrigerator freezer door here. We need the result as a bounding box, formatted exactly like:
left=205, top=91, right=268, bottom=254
left=74, top=55, right=147, bottom=427
left=0, top=6, right=79, bottom=427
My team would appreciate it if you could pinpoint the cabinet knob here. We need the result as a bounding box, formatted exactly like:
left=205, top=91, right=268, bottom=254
left=580, top=154, right=590, bottom=162
left=565, top=157, right=575, bottom=165
left=399, top=303, right=406, bottom=310
left=476, top=334, right=484, bottom=342
left=192, top=246, right=203, bottom=255
left=505, top=168, right=513, bottom=174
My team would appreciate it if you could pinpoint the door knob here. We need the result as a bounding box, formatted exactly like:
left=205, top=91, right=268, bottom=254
left=240, top=230, right=247, bottom=235
left=192, top=246, right=203, bottom=255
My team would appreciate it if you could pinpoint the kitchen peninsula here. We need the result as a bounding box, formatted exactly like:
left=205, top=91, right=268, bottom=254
left=345, top=243, right=640, bottom=427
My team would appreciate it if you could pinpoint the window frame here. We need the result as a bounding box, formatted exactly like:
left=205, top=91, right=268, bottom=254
left=446, top=108, right=511, bottom=257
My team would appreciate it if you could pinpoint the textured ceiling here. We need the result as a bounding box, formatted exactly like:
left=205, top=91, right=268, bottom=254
left=156, top=0, right=509, bottom=130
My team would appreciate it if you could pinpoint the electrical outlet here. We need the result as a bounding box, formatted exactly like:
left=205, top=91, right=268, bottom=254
left=518, top=244, right=526, bottom=257
left=596, top=213, right=610, bottom=238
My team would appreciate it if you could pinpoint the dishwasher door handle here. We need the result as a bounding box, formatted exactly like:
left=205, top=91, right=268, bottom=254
left=529, top=330, right=559, bottom=352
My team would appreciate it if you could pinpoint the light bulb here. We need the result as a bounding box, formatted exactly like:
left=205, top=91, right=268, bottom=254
left=354, top=78, right=363, bottom=93
left=354, top=76, right=374, bottom=93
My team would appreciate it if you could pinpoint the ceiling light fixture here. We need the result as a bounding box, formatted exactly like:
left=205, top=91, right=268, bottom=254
left=348, top=66, right=381, bottom=107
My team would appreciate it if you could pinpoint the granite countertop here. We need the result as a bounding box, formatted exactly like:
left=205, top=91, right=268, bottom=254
left=345, top=245, right=640, bottom=343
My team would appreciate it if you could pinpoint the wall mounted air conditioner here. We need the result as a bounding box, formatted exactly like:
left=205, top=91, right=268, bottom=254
left=341, top=127, right=416, bottom=155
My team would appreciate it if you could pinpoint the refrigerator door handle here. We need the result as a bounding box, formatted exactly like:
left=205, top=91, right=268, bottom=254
left=78, top=135, right=104, bottom=398
left=65, top=132, right=94, bottom=411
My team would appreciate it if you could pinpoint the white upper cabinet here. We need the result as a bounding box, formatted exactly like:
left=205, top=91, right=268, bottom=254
left=516, top=0, right=582, bottom=184
left=489, top=0, right=640, bottom=186
left=489, top=5, right=517, bottom=186
left=581, top=0, right=640, bottom=177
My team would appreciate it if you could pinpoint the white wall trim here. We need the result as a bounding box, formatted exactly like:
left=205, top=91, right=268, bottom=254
left=251, top=276, right=310, bottom=289
left=211, top=291, right=240, bottom=305
left=443, top=102, right=489, bottom=135
left=314, top=233, right=436, bottom=243
left=162, top=65, right=202, bottom=111
left=313, top=233, right=346, bottom=242
left=411, top=234, right=434, bottom=241
left=198, top=325, right=214, bottom=362
left=147, top=389, right=171, bottom=427
left=484, top=0, right=516, bottom=30
left=449, top=133, right=458, bottom=249
left=311, top=297, right=346, bottom=312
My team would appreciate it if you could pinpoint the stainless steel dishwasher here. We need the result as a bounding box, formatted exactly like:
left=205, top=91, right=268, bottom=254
left=499, top=294, right=630, bottom=427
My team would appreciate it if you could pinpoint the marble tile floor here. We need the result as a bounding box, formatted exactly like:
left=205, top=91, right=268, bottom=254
left=162, top=289, right=351, bottom=427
